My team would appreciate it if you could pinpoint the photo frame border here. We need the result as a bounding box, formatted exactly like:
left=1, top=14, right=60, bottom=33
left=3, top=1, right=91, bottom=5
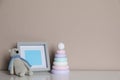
left=17, top=42, right=50, bottom=71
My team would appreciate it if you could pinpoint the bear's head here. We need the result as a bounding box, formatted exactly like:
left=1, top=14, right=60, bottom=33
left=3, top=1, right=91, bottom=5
left=9, top=48, right=19, bottom=57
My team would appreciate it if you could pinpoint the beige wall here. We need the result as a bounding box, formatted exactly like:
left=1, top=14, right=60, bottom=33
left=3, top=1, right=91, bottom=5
left=0, top=0, right=120, bottom=70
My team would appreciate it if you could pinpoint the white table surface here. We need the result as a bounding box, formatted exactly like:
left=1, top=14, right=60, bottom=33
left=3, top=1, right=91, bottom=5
left=0, top=70, right=120, bottom=80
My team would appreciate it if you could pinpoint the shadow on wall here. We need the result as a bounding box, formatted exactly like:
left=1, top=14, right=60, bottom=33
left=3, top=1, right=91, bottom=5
left=49, top=46, right=56, bottom=70
left=1, top=55, right=9, bottom=70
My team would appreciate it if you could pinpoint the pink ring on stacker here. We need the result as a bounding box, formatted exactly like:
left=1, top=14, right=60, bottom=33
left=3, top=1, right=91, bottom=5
left=52, top=66, right=69, bottom=70
left=55, top=53, right=66, bottom=58
left=51, top=69, right=69, bottom=74
left=57, top=50, right=66, bottom=54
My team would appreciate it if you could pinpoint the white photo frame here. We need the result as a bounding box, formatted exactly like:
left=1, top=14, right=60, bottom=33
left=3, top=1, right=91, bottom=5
left=17, top=42, right=50, bottom=71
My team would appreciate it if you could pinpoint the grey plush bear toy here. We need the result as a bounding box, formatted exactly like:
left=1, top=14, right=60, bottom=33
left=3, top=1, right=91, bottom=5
left=8, top=48, right=33, bottom=77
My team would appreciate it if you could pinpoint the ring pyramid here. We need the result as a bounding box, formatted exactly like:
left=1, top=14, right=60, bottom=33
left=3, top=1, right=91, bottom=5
left=51, top=42, right=69, bottom=74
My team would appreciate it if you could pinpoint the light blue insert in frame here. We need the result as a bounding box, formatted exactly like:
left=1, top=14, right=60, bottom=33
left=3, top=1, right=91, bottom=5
left=24, top=50, right=42, bottom=66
